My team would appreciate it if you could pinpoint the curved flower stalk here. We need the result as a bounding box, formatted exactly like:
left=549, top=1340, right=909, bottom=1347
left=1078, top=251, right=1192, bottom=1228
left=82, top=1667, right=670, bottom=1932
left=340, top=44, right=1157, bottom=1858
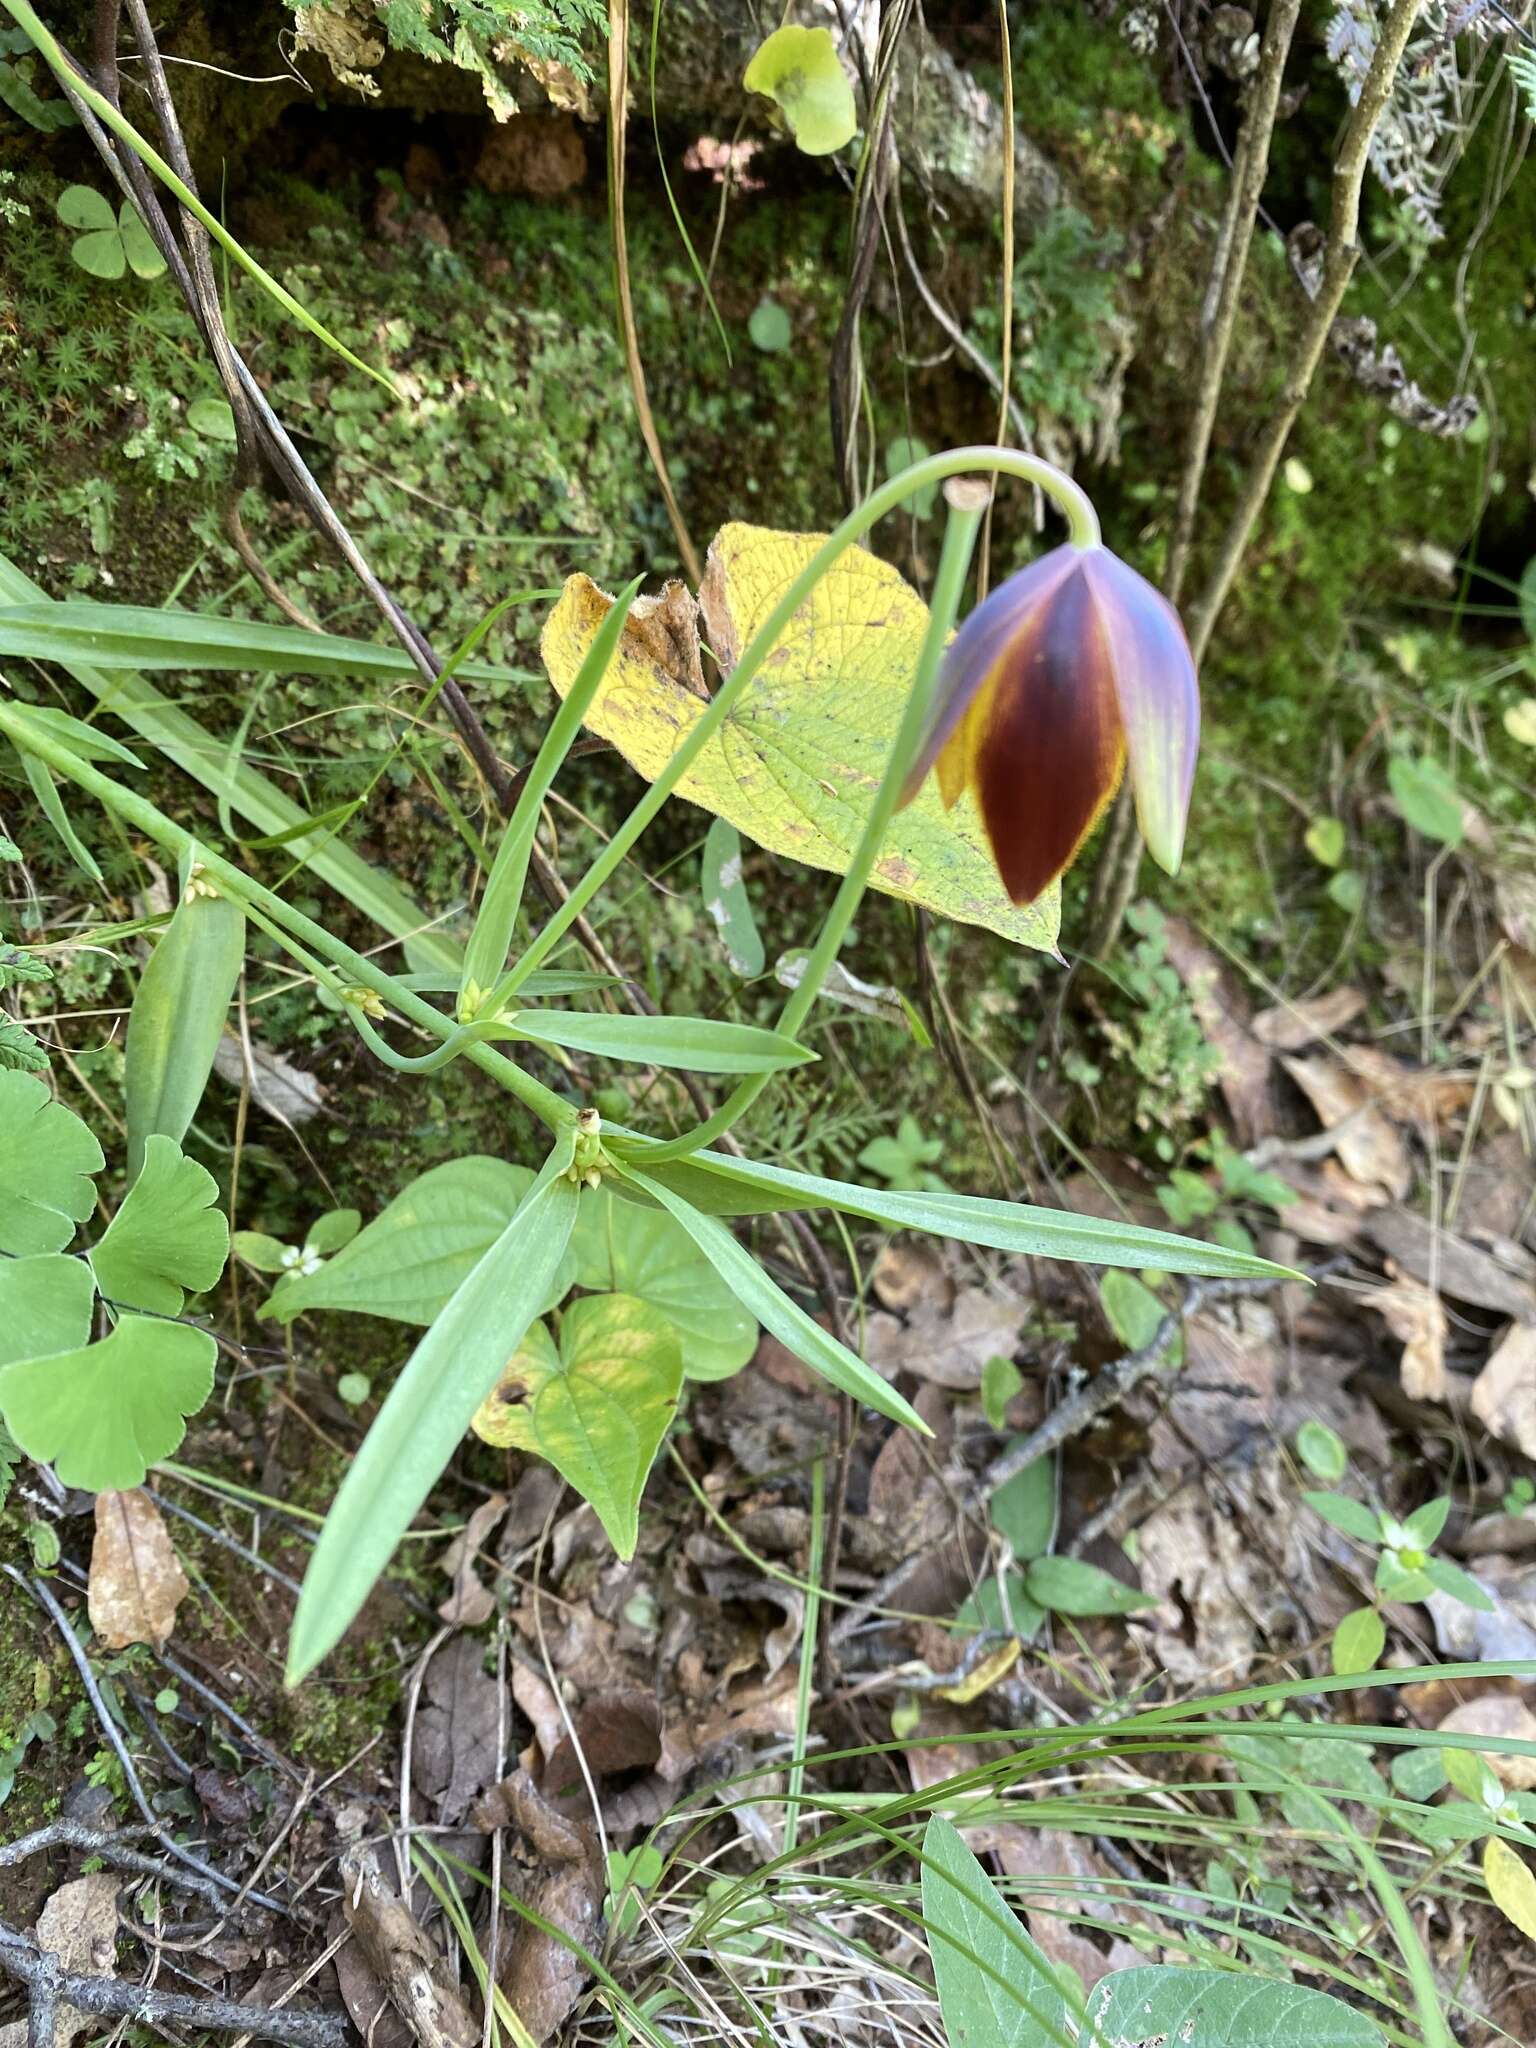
left=901, top=544, right=1200, bottom=908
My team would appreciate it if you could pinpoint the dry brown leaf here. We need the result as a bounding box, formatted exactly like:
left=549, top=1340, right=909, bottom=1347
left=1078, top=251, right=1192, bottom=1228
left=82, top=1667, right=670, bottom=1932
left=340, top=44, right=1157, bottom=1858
left=871, top=1240, right=954, bottom=1313
left=497, top=1862, right=599, bottom=2045
left=864, top=1286, right=1025, bottom=1392
left=1251, top=987, right=1368, bottom=1051
left=1364, top=1261, right=1447, bottom=1401
left=1436, top=1696, right=1536, bottom=1790
left=1281, top=1054, right=1411, bottom=1198
left=436, top=1493, right=507, bottom=1627
left=412, top=1634, right=502, bottom=1824
left=1362, top=1209, right=1536, bottom=1323
left=88, top=1490, right=188, bottom=1650
left=1161, top=917, right=1274, bottom=1143
left=1338, top=1044, right=1476, bottom=1125
left=1472, top=1324, right=1536, bottom=1459
left=211, top=1032, right=325, bottom=1124
left=993, top=1828, right=1146, bottom=1990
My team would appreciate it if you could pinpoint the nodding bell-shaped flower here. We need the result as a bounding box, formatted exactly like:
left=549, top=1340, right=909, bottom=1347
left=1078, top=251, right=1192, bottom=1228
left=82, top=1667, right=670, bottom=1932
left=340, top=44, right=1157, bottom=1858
left=900, top=544, right=1200, bottom=907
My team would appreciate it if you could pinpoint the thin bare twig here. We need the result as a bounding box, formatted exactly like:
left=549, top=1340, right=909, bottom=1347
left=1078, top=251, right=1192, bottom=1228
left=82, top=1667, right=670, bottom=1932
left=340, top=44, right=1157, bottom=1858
left=3, top=1568, right=285, bottom=1918
left=0, top=1921, right=348, bottom=2048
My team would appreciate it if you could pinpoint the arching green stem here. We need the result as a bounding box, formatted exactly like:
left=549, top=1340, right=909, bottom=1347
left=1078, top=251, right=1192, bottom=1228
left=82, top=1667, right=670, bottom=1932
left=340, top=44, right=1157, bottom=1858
left=0, top=702, right=573, bottom=1129
left=615, top=475, right=992, bottom=1165
left=489, top=443, right=1096, bottom=1013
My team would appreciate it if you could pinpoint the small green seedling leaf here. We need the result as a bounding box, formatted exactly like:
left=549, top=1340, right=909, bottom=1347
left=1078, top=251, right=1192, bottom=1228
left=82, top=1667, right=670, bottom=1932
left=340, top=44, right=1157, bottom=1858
left=1442, top=1744, right=1499, bottom=1807
left=1327, top=869, right=1364, bottom=914
left=124, top=878, right=245, bottom=1179
left=90, top=1136, right=228, bottom=1315
left=186, top=397, right=237, bottom=442
left=1304, top=1490, right=1383, bottom=1544
left=743, top=25, right=856, bottom=155
left=1099, top=1269, right=1169, bottom=1352
left=701, top=817, right=764, bottom=978
left=1025, top=1554, right=1156, bottom=1617
left=0, top=1071, right=103, bottom=1255
left=747, top=299, right=792, bottom=353
left=571, top=1185, right=755, bottom=1383
left=1390, top=1746, right=1447, bottom=1800
left=605, top=1844, right=665, bottom=1940
left=921, top=1815, right=1070, bottom=2048
left=336, top=1372, right=370, bottom=1407
left=1295, top=1419, right=1348, bottom=1484
left=1388, top=754, right=1464, bottom=847
left=981, top=1354, right=1023, bottom=1431
left=232, top=1231, right=292, bottom=1274
left=1402, top=1496, right=1451, bottom=1547
left=264, top=1158, right=571, bottom=1327
left=1305, top=815, right=1345, bottom=867
left=474, top=1294, right=682, bottom=1559
left=1421, top=1554, right=1494, bottom=1611
left=1331, top=1606, right=1385, bottom=1677
left=1086, top=1967, right=1386, bottom=2047
left=989, top=1452, right=1055, bottom=1562
left=885, top=436, right=937, bottom=518
left=0, top=1255, right=95, bottom=1367
left=0, top=1315, right=214, bottom=1490
left=305, top=1208, right=361, bottom=1256
left=956, top=1571, right=1044, bottom=1643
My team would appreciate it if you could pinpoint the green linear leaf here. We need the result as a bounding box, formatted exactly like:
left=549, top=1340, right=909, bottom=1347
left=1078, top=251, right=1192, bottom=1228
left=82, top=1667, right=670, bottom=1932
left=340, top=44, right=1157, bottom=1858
left=286, top=1132, right=579, bottom=1684
left=611, top=1140, right=1295, bottom=1280
left=616, top=1165, right=924, bottom=1431
left=0, top=600, right=528, bottom=685
left=124, top=881, right=245, bottom=1179
left=514, top=1008, right=814, bottom=1074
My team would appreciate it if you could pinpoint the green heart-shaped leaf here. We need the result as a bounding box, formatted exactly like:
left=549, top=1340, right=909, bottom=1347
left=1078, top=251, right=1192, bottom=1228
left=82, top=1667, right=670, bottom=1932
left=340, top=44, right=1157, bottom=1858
left=571, top=1186, right=755, bottom=1382
left=473, top=1292, right=683, bottom=1558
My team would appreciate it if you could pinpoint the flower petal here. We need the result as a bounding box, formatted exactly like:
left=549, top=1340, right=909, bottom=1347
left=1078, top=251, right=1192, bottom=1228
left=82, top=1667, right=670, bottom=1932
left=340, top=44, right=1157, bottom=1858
left=970, top=560, right=1125, bottom=905
left=900, top=546, right=1079, bottom=809
left=1080, top=550, right=1199, bottom=876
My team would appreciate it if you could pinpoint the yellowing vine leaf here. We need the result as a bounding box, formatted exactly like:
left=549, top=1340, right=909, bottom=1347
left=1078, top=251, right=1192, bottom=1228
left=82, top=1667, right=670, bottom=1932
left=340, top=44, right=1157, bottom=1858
left=1486, top=1834, right=1536, bottom=1942
left=540, top=526, right=1061, bottom=953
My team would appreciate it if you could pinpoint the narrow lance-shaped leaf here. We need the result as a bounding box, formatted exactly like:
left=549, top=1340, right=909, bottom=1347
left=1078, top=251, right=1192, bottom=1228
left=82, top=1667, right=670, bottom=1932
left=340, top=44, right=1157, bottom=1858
left=615, top=1165, right=925, bottom=1432
left=0, top=600, right=530, bottom=685
left=511, top=1009, right=815, bottom=1076
left=18, top=752, right=101, bottom=881
left=460, top=577, right=642, bottom=1021
left=610, top=1139, right=1296, bottom=1281
left=0, top=547, right=459, bottom=974
left=124, top=876, right=245, bottom=1178
left=701, top=818, right=764, bottom=978
left=286, top=1131, right=580, bottom=1685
